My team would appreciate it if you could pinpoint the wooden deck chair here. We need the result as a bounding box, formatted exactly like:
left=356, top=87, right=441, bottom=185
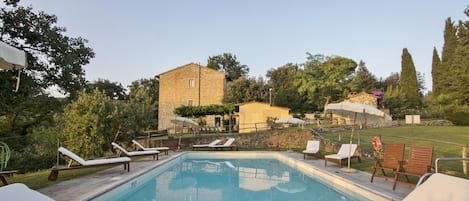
left=111, top=142, right=159, bottom=160
left=48, top=147, right=130, bottom=181
left=132, top=140, right=170, bottom=155
left=302, top=140, right=321, bottom=159
left=324, top=144, right=361, bottom=168
left=370, top=143, right=405, bottom=182
left=393, top=145, right=433, bottom=190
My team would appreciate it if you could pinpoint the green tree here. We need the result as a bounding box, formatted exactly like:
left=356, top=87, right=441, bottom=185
left=447, top=20, right=469, bottom=104
left=63, top=89, right=117, bottom=159
left=431, top=47, right=443, bottom=95
left=223, top=76, right=269, bottom=104
left=0, top=2, right=95, bottom=99
left=400, top=48, right=420, bottom=108
left=350, top=60, right=378, bottom=93
left=266, top=63, right=311, bottom=113
left=440, top=18, right=458, bottom=95
left=85, top=79, right=127, bottom=100
left=207, top=53, right=249, bottom=80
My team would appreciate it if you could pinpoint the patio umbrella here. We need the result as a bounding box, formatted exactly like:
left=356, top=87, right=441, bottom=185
left=274, top=117, right=305, bottom=125
left=324, top=102, right=392, bottom=173
left=0, top=41, right=28, bottom=92
left=170, top=117, right=198, bottom=150
left=170, top=117, right=199, bottom=127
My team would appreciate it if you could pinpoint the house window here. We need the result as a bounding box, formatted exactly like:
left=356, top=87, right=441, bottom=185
left=189, top=79, right=195, bottom=88
left=188, top=99, right=193, bottom=106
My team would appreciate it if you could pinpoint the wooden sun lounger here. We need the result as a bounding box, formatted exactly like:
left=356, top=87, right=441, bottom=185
left=48, top=147, right=130, bottom=181
left=324, top=144, right=361, bottom=168
left=132, top=140, right=170, bottom=155
left=111, top=142, right=159, bottom=160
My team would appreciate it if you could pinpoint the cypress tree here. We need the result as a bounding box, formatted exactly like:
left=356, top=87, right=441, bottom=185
left=400, top=48, right=420, bottom=108
left=448, top=21, right=469, bottom=104
left=440, top=18, right=458, bottom=94
left=431, top=47, right=442, bottom=95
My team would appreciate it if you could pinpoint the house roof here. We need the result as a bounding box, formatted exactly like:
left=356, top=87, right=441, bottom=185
left=156, top=62, right=225, bottom=77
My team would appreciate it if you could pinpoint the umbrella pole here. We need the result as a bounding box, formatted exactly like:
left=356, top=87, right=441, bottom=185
left=342, top=112, right=357, bottom=173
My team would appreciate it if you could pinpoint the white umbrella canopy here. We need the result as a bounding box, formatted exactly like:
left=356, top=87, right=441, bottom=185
left=0, top=41, right=27, bottom=70
left=324, top=102, right=392, bottom=173
left=170, top=117, right=199, bottom=127
left=275, top=117, right=305, bottom=124
left=324, top=102, right=392, bottom=124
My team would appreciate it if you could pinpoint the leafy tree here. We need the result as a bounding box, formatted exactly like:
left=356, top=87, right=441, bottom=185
left=207, top=53, right=249, bottom=80
left=350, top=60, right=378, bottom=93
left=431, top=47, right=443, bottom=95
left=128, top=78, right=159, bottom=129
left=400, top=48, right=420, bottom=108
left=223, top=76, right=269, bottom=104
left=0, top=2, right=94, bottom=99
left=383, top=72, right=400, bottom=90
left=85, top=79, right=127, bottom=100
left=0, top=2, right=94, bottom=153
left=296, top=53, right=357, bottom=109
left=266, top=63, right=312, bottom=113
left=63, top=89, right=117, bottom=159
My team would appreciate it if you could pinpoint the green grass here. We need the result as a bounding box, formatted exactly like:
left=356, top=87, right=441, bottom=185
left=4, top=125, right=468, bottom=190
left=320, top=125, right=469, bottom=178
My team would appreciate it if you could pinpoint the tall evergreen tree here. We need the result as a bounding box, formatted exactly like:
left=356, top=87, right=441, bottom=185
left=431, top=47, right=442, bottom=95
left=350, top=60, right=377, bottom=93
left=400, top=48, right=420, bottom=108
left=440, top=18, right=458, bottom=94
left=448, top=21, right=469, bottom=104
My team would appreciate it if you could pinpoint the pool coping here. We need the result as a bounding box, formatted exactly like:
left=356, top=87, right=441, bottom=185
left=38, top=151, right=412, bottom=201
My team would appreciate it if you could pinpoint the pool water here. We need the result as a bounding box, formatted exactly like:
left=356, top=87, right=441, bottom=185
left=100, top=157, right=369, bottom=201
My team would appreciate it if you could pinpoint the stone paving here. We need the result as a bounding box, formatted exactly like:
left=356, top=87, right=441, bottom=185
left=38, top=151, right=413, bottom=201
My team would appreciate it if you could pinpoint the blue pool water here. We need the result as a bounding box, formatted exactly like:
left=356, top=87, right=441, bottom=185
left=95, top=154, right=370, bottom=201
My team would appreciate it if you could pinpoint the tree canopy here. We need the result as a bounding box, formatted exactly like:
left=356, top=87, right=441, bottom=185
left=207, top=53, right=249, bottom=80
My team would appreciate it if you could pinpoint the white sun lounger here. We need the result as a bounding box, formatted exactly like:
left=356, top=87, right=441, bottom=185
left=132, top=140, right=170, bottom=155
left=324, top=144, right=360, bottom=167
left=48, top=147, right=130, bottom=181
left=302, top=140, right=320, bottom=159
left=111, top=142, right=159, bottom=160
left=0, top=183, right=55, bottom=201
left=192, top=139, right=222, bottom=150
left=209, top=138, right=237, bottom=150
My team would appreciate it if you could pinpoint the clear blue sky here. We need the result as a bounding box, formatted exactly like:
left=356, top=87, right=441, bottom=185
left=19, top=1, right=468, bottom=92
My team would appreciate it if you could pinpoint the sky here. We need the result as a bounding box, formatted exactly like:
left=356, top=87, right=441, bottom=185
left=17, top=0, right=469, bottom=92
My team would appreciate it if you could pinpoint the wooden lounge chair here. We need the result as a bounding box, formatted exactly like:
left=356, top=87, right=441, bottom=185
left=209, top=138, right=237, bottom=151
left=111, top=142, right=159, bottom=160
left=192, top=139, right=221, bottom=150
left=302, top=140, right=321, bottom=159
left=370, top=143, right=405, bottom=182
left=393, top=145, right=433, bottom=190
left=324, top=144, right=361, bottom=168
left=48, top=147, right=130, bottom=181
left=132, top=140, right=170, bottom=155
left=268, top=135, right=280, bottom=151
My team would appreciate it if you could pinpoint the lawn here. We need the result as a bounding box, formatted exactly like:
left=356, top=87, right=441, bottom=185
left=318, top=125, right=469, bottom=178
left=4, top=125, right=468, bottom=190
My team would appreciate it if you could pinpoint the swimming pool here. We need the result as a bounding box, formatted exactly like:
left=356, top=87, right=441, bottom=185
left=89, top=152, right=386, bottom=201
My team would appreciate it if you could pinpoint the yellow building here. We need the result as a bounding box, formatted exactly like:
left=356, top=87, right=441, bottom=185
left=237, top=102, right=290, bottom=133
left=157, top=63, right=226, bottom=132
